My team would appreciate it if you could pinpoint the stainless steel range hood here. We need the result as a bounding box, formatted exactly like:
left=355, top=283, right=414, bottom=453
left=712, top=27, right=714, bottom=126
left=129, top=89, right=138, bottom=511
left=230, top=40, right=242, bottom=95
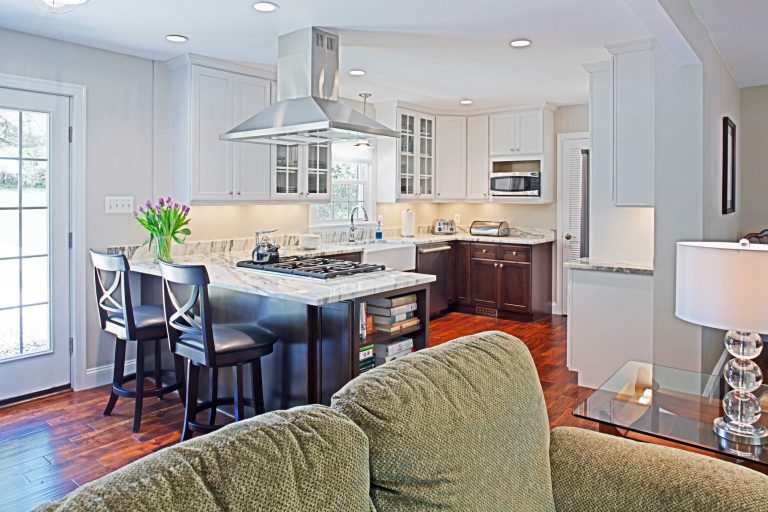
left=220, top=27, right=399, bottom=145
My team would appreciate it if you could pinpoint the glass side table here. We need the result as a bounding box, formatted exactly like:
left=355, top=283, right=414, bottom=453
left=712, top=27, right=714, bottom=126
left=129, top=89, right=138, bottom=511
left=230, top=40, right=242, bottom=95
left=573, top=361, right=768, bottom=469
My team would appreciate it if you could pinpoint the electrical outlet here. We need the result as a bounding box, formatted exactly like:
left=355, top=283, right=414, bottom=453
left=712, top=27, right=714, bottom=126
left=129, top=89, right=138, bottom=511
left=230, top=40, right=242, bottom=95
left=105, top=196, right=135, bottom=214
left=453, top=213, right=461, bottom=225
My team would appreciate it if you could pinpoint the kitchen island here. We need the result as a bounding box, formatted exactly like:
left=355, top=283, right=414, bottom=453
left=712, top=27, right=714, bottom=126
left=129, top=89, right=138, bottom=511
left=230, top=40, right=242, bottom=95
left=130, top=251, right=436, bottom=409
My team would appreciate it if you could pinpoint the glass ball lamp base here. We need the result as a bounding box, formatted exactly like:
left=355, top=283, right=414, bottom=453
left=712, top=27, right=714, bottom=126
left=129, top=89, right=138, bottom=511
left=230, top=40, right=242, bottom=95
left=713, top=416, right=768, bottom=446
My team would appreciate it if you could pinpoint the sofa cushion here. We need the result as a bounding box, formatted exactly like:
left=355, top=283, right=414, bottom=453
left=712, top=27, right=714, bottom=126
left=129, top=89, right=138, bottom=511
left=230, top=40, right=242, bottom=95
left=331, top=330, right=555, bottom=512
left=550, top=426, right=768, bottom=512
left=36, top=405, right=375, bottom=512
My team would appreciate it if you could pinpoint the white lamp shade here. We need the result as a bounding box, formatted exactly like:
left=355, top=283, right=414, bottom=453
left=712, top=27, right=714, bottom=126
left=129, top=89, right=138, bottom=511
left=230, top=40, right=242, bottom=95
left=676, top=241, right=768, bottom=333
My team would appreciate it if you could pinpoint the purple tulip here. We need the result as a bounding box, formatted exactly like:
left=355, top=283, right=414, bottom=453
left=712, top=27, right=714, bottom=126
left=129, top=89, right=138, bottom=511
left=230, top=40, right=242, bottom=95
left=138, top=206, right=144, bottom=212
left=144, top=199, right=152, bottom=208
left=155, top=205, right=162, bottom=215
left=158, top=197, right=165, bottom=206
left=166, top=196, right=172, bottom=205
left=173, top=202, right=180, bottom=210
left=131, top=210, right=138, bottom=217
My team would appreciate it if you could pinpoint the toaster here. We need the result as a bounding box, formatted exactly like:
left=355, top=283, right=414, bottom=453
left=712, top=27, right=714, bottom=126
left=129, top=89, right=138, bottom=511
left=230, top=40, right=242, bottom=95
left=469, top=220, right=510, bottom=237
left=432, top=219, right=456, bottom=234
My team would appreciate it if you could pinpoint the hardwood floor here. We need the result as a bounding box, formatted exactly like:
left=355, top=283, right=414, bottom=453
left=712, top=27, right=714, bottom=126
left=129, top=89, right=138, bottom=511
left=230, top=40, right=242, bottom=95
left=0, top=312, right=591, bottom=511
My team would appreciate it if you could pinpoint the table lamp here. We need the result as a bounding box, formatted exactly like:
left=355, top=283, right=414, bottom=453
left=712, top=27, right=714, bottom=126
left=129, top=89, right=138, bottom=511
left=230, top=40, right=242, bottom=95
left=676, top=240, right=768, bottom=446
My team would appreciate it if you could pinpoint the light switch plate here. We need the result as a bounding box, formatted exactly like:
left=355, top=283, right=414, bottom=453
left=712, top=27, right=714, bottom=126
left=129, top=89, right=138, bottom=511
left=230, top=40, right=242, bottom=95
left=105, top=196, right=134, bottom=214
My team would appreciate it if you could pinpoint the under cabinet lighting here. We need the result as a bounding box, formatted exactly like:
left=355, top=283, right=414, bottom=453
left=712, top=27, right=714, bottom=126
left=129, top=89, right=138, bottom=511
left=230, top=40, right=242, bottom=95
left=349, top=69, right=367, bottom=76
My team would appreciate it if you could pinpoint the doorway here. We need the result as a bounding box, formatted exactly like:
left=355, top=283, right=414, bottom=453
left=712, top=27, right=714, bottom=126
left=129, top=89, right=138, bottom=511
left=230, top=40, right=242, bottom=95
left=0, top=87, right=71, bottom=402
left=555, top=132, right=590, bottom=315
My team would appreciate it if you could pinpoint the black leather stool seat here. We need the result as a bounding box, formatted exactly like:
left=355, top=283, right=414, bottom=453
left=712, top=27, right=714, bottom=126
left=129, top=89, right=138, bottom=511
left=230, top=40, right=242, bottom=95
left=179, top=323, right=277, bottom=355
left=108, top=305, right=165, bottom=330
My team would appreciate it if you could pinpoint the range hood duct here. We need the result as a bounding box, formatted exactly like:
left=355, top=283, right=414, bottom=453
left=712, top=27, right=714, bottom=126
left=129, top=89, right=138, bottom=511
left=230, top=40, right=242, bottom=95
left=220, top=27, right=399, bottom=145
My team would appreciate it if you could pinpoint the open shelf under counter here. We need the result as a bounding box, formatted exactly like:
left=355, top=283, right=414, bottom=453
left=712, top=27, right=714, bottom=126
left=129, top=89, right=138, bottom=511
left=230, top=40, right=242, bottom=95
left=362, top=324, right=423, bottom=347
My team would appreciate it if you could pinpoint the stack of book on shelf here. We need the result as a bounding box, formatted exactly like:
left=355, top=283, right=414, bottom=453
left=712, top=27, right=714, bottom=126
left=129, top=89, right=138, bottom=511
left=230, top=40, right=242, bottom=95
left=367, top=294, right=421, bottom=334
left=359, top=342, right=375, bottom=374
left=373, top=337, right=414, bottom=366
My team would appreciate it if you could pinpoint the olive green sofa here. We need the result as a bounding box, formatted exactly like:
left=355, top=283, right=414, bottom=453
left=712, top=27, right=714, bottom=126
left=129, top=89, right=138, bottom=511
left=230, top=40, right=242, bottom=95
left=38, top=331, right=768, bottom=512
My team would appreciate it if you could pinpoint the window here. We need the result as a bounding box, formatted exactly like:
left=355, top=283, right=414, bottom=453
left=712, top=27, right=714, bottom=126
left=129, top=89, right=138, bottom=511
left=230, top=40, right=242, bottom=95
left=310, top=146, right=374, bottom=227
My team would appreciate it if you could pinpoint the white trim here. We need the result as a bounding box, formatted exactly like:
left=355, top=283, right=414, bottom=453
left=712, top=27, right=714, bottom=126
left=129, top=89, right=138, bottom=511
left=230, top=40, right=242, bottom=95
left=703, top=349, right=729, bottom=398
left=582, top=61, right=611, bottom=73
left=85, top=359, right=137, bottom=389
left=165, top=54, right=277, bottom=80
left=0, top=72, right=88, bottom=391
left=555, top=132, right=590, bottom=316
left=605, top=38, right=655, bottom=55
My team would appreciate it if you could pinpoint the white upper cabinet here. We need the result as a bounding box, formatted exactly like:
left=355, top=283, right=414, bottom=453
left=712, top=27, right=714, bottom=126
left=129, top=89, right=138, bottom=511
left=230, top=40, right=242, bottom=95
left=435, top=116, right=467, bottom=200
left=466, top=115, right=490, bottom=200
left=608, top=40, right=654, bottom=207
left=271, top=143, right=331, bottom=202
left=490, top=109, right=543, bottom=156
left=232, top=75, right=272, bottom=201
left=168, top=56, right=275, bottom=205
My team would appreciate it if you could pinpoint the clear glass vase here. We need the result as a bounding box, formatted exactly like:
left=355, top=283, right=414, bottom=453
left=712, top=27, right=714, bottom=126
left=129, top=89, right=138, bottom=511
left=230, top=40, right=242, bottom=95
left=154, top=235, right=173, bottom=263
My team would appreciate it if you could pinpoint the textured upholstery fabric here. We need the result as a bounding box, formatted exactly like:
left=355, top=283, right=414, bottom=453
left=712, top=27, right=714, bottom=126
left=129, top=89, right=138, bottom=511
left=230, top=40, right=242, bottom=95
left=179, top=323, right=277, bottom=354
left=35, top=405, right=375, bottom=512
left=550, top=426, right=768, bottom=512
left=331, top=330, right=555, bottom=512
left=107, top=304, right=165, bottom=330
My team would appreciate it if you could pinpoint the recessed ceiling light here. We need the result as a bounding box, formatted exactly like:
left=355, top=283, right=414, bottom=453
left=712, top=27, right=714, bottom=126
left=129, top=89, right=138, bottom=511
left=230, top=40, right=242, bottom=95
left=510, top=39, right=532, bottom=48
left=349, top=69, right=367, bottom=77
left=459, top=99, right=473, bottom=105
left=253, top=2, right=279, bottom=12
left=166, top=34, right=189, bottom=43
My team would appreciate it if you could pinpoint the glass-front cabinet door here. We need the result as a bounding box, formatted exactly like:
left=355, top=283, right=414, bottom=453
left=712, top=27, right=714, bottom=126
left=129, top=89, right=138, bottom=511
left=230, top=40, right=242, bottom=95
left=399, top=112, right=416, bottom=198
left=418, top=116, right=434, bottom=198
left=305, top=143, right=330, bottom=200
left=273, top=145, right=301, bottom=199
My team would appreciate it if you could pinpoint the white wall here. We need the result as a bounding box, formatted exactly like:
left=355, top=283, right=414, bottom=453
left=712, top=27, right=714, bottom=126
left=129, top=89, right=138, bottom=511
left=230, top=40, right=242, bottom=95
left=652, top=0, right=741, bottom=373
left=0, top=28, right=156, bottom=369
left=740, top=85, right=768, bottom=236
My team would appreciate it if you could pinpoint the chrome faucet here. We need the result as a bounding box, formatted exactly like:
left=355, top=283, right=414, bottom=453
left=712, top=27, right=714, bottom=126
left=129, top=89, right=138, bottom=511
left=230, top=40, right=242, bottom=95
left=349, top=205, right=369, bottom=242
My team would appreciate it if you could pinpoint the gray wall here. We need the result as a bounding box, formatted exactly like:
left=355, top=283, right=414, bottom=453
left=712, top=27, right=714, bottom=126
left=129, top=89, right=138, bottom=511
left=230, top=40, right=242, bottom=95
left=740, top=85, right=768, bottom=236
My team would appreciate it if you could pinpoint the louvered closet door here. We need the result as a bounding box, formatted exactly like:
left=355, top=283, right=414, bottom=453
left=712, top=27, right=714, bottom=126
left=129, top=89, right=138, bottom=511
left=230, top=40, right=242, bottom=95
left=561, top=136, right=589, bottom=313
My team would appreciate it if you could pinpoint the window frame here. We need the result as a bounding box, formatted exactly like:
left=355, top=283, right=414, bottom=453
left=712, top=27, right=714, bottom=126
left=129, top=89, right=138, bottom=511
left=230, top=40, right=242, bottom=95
left=309, top=152, right=376, bottom=231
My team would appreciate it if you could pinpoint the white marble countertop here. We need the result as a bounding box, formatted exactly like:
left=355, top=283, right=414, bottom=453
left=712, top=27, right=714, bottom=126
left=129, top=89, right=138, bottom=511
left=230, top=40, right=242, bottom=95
left=130, top=251, right=436, bottom=306
left=564, top=257, right=654, bottom=276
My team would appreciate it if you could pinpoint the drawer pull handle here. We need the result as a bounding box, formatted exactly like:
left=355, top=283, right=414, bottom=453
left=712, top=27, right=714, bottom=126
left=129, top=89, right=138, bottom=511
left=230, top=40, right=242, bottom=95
left=418, top=246, right=452, bottom=254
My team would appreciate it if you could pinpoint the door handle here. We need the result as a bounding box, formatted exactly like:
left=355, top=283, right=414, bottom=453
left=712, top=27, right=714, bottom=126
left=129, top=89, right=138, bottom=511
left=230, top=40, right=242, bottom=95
left=418, top=246, right=452, bottom=254
left=564, top=233, right=572, bottom=240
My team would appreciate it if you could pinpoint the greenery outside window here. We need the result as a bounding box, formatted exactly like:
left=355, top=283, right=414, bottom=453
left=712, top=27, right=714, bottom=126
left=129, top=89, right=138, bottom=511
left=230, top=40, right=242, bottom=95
left=310, top=159, right=374, bottom=227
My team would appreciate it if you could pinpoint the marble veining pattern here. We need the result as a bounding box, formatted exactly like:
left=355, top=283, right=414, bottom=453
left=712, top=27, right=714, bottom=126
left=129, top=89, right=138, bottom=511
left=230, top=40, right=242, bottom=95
left=564, top=257, right=654, bottom=276
left=129, top=251, right=436, bottom=306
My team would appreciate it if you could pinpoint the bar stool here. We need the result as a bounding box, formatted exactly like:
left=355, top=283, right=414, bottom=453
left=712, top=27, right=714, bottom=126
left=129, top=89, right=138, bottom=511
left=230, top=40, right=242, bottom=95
left=90, top=251, right=185, bottom=432
left=159, top=261, right=278, bottom=441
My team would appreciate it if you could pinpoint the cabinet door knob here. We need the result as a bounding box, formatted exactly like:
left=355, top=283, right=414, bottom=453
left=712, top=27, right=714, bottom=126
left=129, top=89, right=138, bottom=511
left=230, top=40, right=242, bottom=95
left=482, top=249, right=487, bottom=253
left=229, top=191, right=233, bottom=195
left=494, top=262, right=498, bottom=268
left=236, top=191, right=241, bottom=196
left=512, top=251, right=517, bottom=256
left=499, top=264, right=504, bottom=268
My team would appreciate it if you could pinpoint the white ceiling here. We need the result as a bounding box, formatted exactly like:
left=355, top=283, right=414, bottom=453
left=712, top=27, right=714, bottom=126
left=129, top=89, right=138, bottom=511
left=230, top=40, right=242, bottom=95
left=690, top=0, right=768, bottom=87
left=0, top=0, right=650, bottom=109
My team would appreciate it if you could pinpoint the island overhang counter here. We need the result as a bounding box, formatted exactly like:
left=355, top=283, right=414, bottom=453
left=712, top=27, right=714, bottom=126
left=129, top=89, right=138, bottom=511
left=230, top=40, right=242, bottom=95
left=130, top=251, right=435, bottom=409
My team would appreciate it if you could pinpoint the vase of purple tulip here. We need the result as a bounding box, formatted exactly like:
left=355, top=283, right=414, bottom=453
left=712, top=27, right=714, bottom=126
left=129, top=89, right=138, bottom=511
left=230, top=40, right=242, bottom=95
left=132, top=197, right=191, bottom=263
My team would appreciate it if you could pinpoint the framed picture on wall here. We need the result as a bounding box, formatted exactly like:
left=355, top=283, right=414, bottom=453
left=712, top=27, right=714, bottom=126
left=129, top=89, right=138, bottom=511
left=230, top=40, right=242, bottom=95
left=722, top=116, right=736, bottom=215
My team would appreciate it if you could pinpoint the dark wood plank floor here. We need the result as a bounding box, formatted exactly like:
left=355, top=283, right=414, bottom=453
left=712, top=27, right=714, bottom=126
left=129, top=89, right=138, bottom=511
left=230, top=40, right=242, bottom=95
left=0, top=312, right=591, bottom=511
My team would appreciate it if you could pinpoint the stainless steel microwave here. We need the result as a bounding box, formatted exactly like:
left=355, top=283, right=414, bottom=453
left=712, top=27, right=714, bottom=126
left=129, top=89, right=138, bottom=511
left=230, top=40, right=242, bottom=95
left=490, top=171, right=541, bottom=197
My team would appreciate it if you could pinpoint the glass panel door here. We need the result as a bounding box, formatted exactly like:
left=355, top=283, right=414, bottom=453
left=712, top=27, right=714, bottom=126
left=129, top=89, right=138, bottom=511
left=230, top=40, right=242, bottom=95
left=306, top=143, right=330, bottom=197
left=0, top=87, right=70, bottom=401
left=419, top=117, right=433, bottom=196
left=399, top=113, right=415, bottom=196
left=274, top=145, right=300, bottom=196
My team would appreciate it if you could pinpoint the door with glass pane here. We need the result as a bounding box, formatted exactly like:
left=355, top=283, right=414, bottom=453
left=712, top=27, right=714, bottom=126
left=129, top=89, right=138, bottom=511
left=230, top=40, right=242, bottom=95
left=305, top=143, right=330, bottom=201
left=0, top=88, right=70, bottom=401
left=418, top=115, right=434, bottom=198
left=273, top=145, right=301, bottom=200
left=399, top=112, right=416, bottom=199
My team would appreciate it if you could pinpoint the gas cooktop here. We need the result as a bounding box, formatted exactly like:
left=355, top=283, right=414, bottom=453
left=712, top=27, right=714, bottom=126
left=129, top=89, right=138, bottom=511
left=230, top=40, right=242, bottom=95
left=236, top=256, right=386, bottom=280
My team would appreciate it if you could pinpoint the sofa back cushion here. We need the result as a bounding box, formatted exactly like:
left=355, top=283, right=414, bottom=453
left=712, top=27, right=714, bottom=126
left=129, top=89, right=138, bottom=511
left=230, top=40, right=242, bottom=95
left=36, top=405, right=375, bottom=512
left=331, top=330, right=555, bottom=512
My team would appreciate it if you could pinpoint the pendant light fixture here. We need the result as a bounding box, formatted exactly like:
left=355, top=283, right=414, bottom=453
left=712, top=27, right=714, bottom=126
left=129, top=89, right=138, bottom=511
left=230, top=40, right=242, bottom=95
left=40, top=0, right=89, bottom=14
left=354, top=93, right=374, bottom=150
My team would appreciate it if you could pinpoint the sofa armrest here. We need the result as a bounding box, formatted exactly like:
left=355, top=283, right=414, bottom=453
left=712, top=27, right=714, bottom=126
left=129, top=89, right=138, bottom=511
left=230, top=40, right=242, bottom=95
left=549, top=427, right=768, bottom=512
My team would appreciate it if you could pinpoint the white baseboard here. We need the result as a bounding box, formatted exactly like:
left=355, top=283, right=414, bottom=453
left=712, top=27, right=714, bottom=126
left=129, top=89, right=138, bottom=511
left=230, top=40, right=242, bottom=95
left=84, top=359, right=137, bottom=389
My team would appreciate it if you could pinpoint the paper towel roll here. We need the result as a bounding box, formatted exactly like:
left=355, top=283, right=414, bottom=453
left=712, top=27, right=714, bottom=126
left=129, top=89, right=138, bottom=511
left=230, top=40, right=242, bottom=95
left=401, top=209, right=415, bottom=237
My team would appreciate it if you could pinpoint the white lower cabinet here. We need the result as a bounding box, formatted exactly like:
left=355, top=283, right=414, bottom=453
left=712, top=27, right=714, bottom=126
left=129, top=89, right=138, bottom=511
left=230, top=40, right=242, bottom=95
left=435, top=116, right=467, bottom=200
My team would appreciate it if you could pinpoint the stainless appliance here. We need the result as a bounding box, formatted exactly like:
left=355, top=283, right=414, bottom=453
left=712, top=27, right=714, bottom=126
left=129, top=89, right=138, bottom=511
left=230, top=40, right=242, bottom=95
left=470, top=220, right=510, bottom=237
left=416, top=243, right=452, bottom=316
left=489, top=171, right=541, bottom=197
left=579, top=149, right=590, bottom=258
left=236, top=257, right=385, bottom=280
left=220, top=27, right=399, bottom=145
left=432, top=219, right=456, bottom=235
left=252, top=229, right=280, bottom=264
